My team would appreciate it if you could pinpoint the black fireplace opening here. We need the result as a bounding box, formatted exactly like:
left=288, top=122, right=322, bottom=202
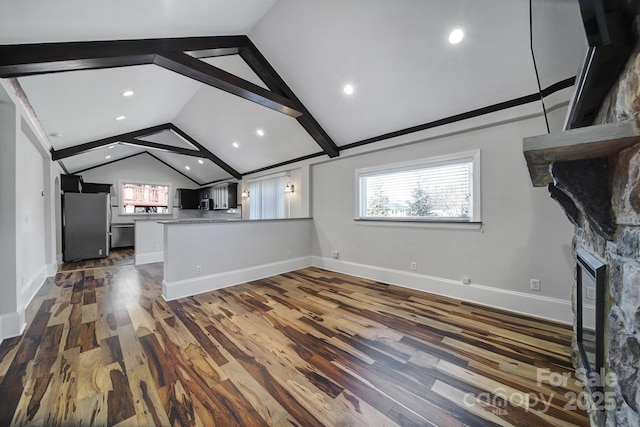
left=576, top=247, right=606, bottom=407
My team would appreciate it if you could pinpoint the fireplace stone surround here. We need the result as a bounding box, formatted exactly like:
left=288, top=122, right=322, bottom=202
left=524, top=30, right=640, bottom=426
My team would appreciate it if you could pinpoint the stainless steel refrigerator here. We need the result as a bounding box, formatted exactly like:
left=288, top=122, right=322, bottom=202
left=63, top=192, right=111, bottom=262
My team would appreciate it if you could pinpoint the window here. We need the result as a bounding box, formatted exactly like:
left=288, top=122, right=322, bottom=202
left=248, top=173, right=289, bottom=219
left=356, top=150, right=480, bottom=222
left=120, top=181, right=171, bottom=215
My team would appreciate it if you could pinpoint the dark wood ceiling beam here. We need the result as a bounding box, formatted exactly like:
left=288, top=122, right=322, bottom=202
left=169, top=124, right=241, bottom=180
left=3, top=35, right=338, bottom=167
left=51, top=123, right=242, bottom=180
left=153, top=51, right=301, bottom=117
left=0, top=37, right=302, bottom=119
left=118, top=138, right=206, bottom=158
left=145, top=152, right=203, bottom=186
left=0, top=36, right=249, bottom=77
left=0, top=55, right=156, bottom=77
left=242, top=152, right=326, bottom=177
left=184, top=48, right=240, bottom=59
left=73, top=151, right=203, bottom=186
left=51, top=124, right=171, bottom=160
left=240, top=41, right=340, bottom=158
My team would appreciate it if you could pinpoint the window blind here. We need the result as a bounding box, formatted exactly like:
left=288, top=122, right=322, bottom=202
left=360, top=161, right=472, bottom=219
left=249, top=175, right=288, bottom=219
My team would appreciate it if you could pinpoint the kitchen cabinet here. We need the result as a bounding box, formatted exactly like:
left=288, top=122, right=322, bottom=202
left=211, top=183, right=238, bottom=209
left=61, top=174, right=83, bottom=193
left=227, top=182, right=238, bottom=208
left=199, top=186, right=213, bottom=202
left=177, top=188, right=199, bottom=209
left=190, top=183, right=238, bottom=210
left=196, top=187, right=212, bottom=210
left=82, top=182, right=112, bottom=193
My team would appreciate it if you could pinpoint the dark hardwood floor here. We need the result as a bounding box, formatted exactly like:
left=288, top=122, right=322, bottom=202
left=0, top=253, right=589, bottom=426
left=58, top=247, right=134, bottom=272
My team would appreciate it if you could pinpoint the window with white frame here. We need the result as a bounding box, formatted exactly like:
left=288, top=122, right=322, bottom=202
left=120, top=181, right=171, bottom=215
left=248, top=173, right=290, bottom=219
left=356, top=150, right=480, bottom=222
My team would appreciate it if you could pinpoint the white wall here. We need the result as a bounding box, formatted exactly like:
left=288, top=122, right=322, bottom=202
left=54, top=176, right=62, bottom=263
left=79, top=153, right=199, bottom=224
left=134, top=219, right=164, bottom=265
left=17, top=118, right=46, bottom=305
left=163, top=219, right=312, bottom=300
left=0, top=81, right=58, bottom=341
left=0, top=102, right=20, bottom=339
left=240, top=164, right=309, bottom=220
left=310, top=113, right=576, bottom=323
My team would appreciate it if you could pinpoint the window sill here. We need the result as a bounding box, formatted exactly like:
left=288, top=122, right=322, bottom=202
left=119, top=213, right=173, bottom=217
left=354, top=218, right=482, bottom=230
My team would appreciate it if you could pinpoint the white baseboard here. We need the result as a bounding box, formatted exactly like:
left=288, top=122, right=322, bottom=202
left=46, top=262, right=58, bottom=277
left=0, top=310, right=26, bottom=343
left=311, top=256, right=573, bottom=325
left=135, top=251, right=163, bottom=266
left=163, top=256, right=313, bottom=301
left=21, top=265, right=47, bottom=312
left=0, top=264, right=50, bottom=344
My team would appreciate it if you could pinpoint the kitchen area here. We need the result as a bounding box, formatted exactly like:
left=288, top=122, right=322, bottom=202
left=58, top=162, right=308, bottom=302
left=134, top=181, right=243, bottom=265
left=175, top=182, right=241, bottom=221
left=60, top=172, right=242, bottom=264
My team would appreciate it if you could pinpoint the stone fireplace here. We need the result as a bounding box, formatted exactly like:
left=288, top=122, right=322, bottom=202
left=524, top=33, right=640, bottom=426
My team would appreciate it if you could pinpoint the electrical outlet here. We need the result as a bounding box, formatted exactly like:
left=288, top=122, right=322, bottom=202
left=410, top=261, right=417, bottom=271
left=196, top=265, right=202, bottom=275
left=586, top=287, right=596, bottom=300
left=530, top=279, right=540, bottom=291
left=462, top=277, right=470, bottom=285
left=331, top=250, right=339, bottom=258
left=154, top=244, right=160, bottom=251
left=286, top=250, right=291, bottom=258
left=98, top=249, right=103, bottom=256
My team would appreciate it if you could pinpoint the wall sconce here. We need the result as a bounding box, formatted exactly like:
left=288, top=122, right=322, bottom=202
left=285, top=181, right=295, bottom=193
left=241, top=188, right=249, bottom=197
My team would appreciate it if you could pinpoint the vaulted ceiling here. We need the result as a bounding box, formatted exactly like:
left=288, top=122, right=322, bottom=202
left=0, top=0, right=585, bottom=185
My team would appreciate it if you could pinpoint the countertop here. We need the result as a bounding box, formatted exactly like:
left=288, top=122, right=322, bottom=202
left=158, top=217, right=312, bottom=225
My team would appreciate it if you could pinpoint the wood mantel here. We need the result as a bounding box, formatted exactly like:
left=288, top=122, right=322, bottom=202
left=523, top=119, right=640, bottom=186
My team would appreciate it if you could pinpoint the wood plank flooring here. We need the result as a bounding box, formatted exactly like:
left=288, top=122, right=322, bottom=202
left=0, top=255, right=589, bottom=426
left=58, top=248, right=134, bottom=272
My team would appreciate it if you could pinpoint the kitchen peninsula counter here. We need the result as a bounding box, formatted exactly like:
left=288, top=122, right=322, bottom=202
left=161, top=217, right=313, bottom=300
left=157, top=217, right=312, bottom=225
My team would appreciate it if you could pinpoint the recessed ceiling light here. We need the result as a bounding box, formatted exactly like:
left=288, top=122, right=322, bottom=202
left=105, top=155, right=112, bottom=159
left=343, top=84, right=354, bottom=95
left=121, top=90, right=134, bottom=97
left=232, top=142, right=239, bottom=148
left=198, top=159, right=204, bottom=164
left=108, top=145, right=115, bottom=149
left=256, top=129, right=264, bottom=136
left=185, top=166, right=191, bottom=170
left=48, top=131, right=61, bottom=138
left=115, top=115, right=126, bottom=121
left=448, top=28, right=465, bottom=45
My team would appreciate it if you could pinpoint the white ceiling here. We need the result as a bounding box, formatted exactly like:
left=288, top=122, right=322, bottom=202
left=61, top=144, right=145, bottom=174
left=1, top=0, right=585, bottom=185
left=0, top=0, right=278, bottom=43
left=250, top=0, right=541, bottom=144
left=19, top=65, right=203, bottom=149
